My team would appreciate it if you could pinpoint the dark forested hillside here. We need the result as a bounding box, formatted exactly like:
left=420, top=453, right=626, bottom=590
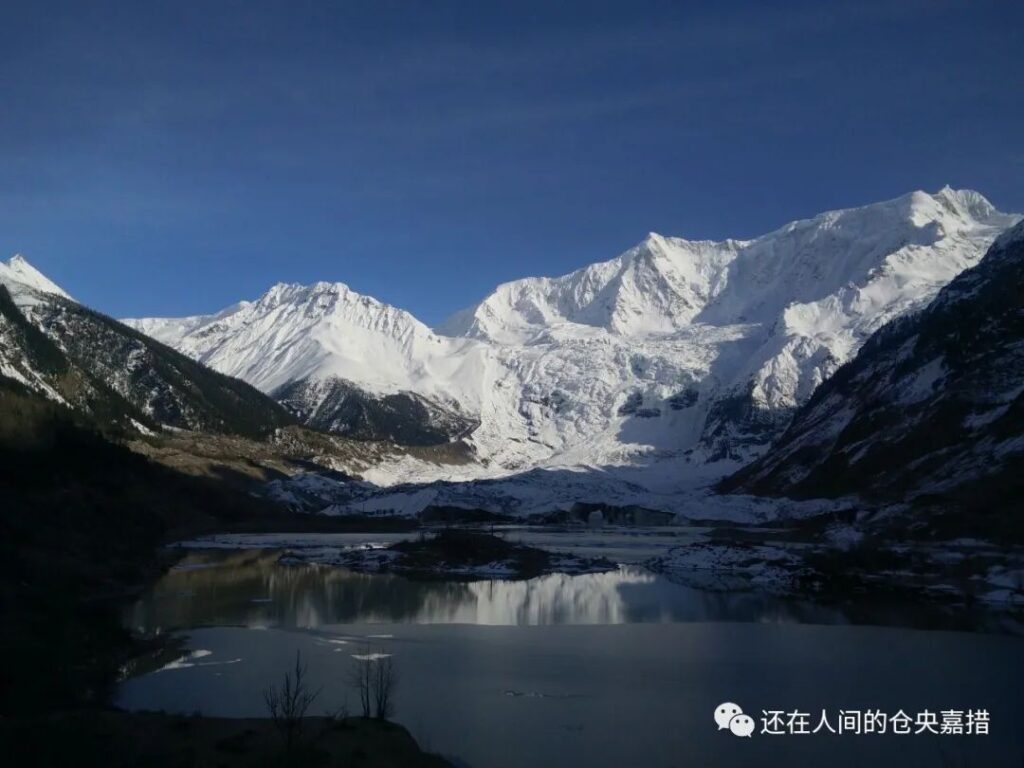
left=0, top=381, right=286, bottom=714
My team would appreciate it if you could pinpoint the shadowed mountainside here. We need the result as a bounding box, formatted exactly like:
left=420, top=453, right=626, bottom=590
left=0, top=282, right=294, bottom=438
left=723, top=223, right=1024, bottom=538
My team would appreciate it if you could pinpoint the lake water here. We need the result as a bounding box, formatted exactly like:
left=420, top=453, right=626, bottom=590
left=117, top=540, right=1024, bottom=768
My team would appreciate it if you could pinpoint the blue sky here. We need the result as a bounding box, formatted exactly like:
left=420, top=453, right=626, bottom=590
left=1, top=0, right=1021, bottom=325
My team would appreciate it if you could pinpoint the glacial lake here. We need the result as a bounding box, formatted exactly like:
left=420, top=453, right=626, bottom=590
left=117, top=533, right=1024, bottom=768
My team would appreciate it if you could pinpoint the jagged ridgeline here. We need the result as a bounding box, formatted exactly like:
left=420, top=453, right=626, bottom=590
left=126, top=188, right=1021, bottom=473
left=723, top=222, right=1024, bottom=526
left=0, top=281, right=293, bottom=438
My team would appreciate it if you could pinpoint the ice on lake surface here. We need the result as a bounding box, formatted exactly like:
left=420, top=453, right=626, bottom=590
left=119, top=532, right=1024, bottom=768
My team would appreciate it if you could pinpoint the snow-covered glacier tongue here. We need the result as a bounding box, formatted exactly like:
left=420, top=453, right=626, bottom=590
left=124, top=188, right=1020, bottom=515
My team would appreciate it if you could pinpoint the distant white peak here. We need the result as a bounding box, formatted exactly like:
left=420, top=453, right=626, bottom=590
left=641, top=232, right=673, bottom=250
left=441, top=187, right=1018, bottom=343
left=641, top=231, right=746, bottom=249
left=933, top=185, right=997, bottom=218
left=904, top=186, right=1003, bottom=226
left=0, top=254, right=72, bottom=300
left=261, top=280, right=379, bottom=307
left=441, top=230, right=753, bottom=341
left=749, top=188, right=1009, bottom=254
left=256, top=279, right=431, bottom=330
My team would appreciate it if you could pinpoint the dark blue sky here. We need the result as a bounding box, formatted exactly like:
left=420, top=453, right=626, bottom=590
left=1, top=0, right=1021, bottom=324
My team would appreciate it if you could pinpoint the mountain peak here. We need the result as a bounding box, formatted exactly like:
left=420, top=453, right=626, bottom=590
left=439, top=188, right=1019, bottom=343
left=907, top=186, right=998, bottom=222
left=0, top=254, right=72, bottom=300
left=124, top=274, right=447, bottom=395
left=257, top=279, right=428, bottom=333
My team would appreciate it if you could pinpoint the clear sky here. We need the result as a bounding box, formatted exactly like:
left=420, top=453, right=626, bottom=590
left=1, top=0, right=1021, bottom=325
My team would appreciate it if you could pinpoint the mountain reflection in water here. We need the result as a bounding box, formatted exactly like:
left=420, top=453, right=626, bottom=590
left=127, top=550, right=665, bottom=630
left=128, top=548, right=859, bottom=632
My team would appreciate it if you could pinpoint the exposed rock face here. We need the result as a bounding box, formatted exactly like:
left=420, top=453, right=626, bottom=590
left=274, top=375, right=478, bottom=446
left=0, top=259, right=292, bottom=437
left=723, top=222, right=1024, bottom=519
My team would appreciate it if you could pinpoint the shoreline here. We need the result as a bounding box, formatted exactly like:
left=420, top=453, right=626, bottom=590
left=0, top=710, right=452, bottom=768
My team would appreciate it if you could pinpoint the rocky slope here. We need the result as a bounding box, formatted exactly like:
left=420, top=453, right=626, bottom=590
left=274, top=375, right=478, bottom=446
left=0, top=256, right=293, bottom=437
left=723, top=221, right=1024, bottom=527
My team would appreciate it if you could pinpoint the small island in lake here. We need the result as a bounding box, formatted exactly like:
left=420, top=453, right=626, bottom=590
left=282, top=529, right=617, bottom=580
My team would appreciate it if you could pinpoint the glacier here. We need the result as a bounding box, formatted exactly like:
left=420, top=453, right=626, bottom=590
left=122, top=187, right=1019, bottom=509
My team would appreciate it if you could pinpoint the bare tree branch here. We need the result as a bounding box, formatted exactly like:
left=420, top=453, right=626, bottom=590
left=263, top=650, right=321, bottom=753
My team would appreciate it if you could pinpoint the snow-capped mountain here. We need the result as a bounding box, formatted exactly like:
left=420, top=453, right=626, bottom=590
left=723, top=220, right=1024, bottom=517
left=127, top=281, right=489, bottom=444
left=127, top=188, right=1020, bottom=489
left=438, top=232, right=740, bottom=342
left=130, top=281, right=464, bottom=394
left=0, top=254, right=73, bottom=302
left=0, top=255, right=293, bottom=436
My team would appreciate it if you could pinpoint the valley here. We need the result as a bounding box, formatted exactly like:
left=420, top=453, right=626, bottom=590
left=5, top=6, right=1022, bottom=766
left=2, top=189, right=1022, bottom=768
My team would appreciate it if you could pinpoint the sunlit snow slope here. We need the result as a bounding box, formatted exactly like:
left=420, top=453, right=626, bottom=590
left=126, top=188, right=1020, bottom=488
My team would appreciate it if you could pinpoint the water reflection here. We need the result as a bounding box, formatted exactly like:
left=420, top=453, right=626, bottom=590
left=127, top=549, right=866, bottom=632
left=119, top=549, right=1024, bottom=768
